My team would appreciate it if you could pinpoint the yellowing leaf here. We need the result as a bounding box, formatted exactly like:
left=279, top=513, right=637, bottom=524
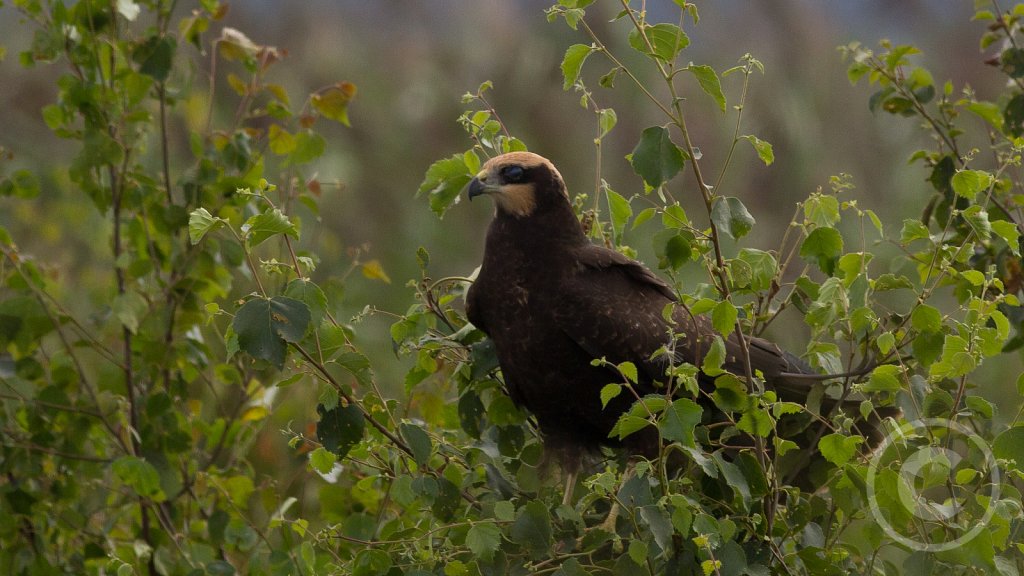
left=312, top=82, right=357, bottom=126
left=241, top=406, right=269, bottom=422
left=361, top=259, right=391, bottom=284
left=226, top=73, right=248, bottom=96
left=218, top=27, right=260, bottom=62
left=268, top=124, right=296, bottom=155
left=265, top=83, right=290, bottom=105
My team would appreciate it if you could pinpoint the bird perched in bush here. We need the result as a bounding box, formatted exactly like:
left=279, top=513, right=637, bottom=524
left=465, top=151, right=890, bottom=488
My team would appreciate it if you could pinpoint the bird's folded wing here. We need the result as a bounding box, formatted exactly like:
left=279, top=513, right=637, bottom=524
left=552, top=246, right=684, bottom=386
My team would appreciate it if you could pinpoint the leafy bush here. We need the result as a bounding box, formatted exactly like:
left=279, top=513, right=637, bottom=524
left=1, top=1, right=1023, bottom=575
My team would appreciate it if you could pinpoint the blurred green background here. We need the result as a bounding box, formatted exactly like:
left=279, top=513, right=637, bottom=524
left=1, top=1, right=1018, bottom=475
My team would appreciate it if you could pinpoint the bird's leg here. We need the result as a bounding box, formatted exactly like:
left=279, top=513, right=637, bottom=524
left=562, top=468, right=578, bottom=507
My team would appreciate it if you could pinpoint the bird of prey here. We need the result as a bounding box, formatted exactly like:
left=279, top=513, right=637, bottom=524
left=465, top=151, right=884, bottom=477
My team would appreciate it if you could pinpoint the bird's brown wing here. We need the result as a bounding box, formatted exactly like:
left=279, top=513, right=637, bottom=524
left=560, top=245, right=819, bottom=388
left=550, top=245, right=687, bottom=386
left=465, top=279, right=486, bottom=334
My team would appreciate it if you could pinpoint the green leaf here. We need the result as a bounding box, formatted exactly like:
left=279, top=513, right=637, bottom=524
left=654, top=229, right=693, bottom=270
left=900, top=219, right=931, bottom=244
left=318, top=324, right=350, bottom=360
left=877, top=331, right=895, bottom=354
left=0, top=169, right=40, bottom=198
left=966, top=395, right=994, bottom=418
left=598, top=108, right=617, bottom=137
left=288, top=130, right=326, bottom=165
left=466, top=522, right=502, bottom=562
left=1006, top=93, right=1024, bottom=137
left=311, top=82, right=357, bottom=126
left=837, top=252, right=871, bottom=286
left=962, top=205, right=991, bottom=239
left=950, top=169, right=993, bottom=199
left=188, top=207, right=226, bottom=244
left=773, top=402, right=803, bottom=418
left=1001, top=47, right=1024, bottom=78
left=308, top=447, right=338, bottom=475
left=418, top=154, right=473, bottom=217
left=713, top=452, right=750, bottom=510
left=132, top=35, right=176, bottom=82
left=111, top=291, right=147, bottom=334
left=712, top=375, right=747, bottom=411
left=633, top=207, right=657, bottom=230
left=606, top=187, right=632, bottom=242
left=863, top=364, right=902, bottom=392
left=660, top=398, right=702, bottom=447
left=912, top=331, right=944, bottom=368
left=232, top=296, right=311, bottom=368
left=800, top=227, right=843, bottom=274
left=511, top=501, right=552, bottom=558
left=736, top=248, right=777, bottom=292
left=992, top=220, right=1021, bottom=255
left=639, top=505, right=674, bottom=556
left=818, top=433, right=863, bottom=467
left=316, top=402, right=365, bottom=459
left=630, top=126, right=685, bottom=188
left=400, top=422, right=432, bottom=467
left=688, top=64, right=726, bottom=112
left=992, top=426, right=1024, bottom=471
left=910, top=304, right=942, bottom=333
left=333, top=351, right=373, bottom=388
left=283, top=279, right=328, bottom=325
left=246, top=208, right=298, bottom=248
left=112, top=456, right=165, bottom=501
left=711, top=196, right=756, bottom=239
left=711, top=300, right=738, bottom=337
left=873, top=273, right=914, bottom=291
left=960, top=269, right=986, bottom=286
left=561, top=44, right=594, bottom=90
left=611, top=414, right=652, bottom=440
left=600, top=383, right=622, bottom=408
left=736, top=407, right=772, bottom=437
left=352, top=549, right=392, bottom=576
left=702, top=336, right=726, bottom=376
left=628, top=539, right=648, bottom=566
left=741, top=134, right=773, bottom=165
left=662, top=204, right=689, bottom=228
left=615, top=361, right=637, bottom=384
left=432, top=477, right=461, bottom=522
left=928, top=334, right=976, bottom=379
left=628, top=23, right=689, bottom=61
left=967, top=101, right=1004, bottom=132
left=803, top=194, right=840, bottom=228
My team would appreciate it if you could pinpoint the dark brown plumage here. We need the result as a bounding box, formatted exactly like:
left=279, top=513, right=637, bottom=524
left=465, top=152, right=882, bottom=471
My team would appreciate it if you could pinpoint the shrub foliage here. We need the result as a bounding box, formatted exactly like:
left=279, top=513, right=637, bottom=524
left=1, top=1, right=1023, bottom=575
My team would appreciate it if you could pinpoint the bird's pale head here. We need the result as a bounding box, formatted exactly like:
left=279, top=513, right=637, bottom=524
left=467, top=152, right=568, bottom=218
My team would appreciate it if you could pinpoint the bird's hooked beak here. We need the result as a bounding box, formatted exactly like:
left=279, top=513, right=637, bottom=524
left=467, top=169, right=499, bottom=201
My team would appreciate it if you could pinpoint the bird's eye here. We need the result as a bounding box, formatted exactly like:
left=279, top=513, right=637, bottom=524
left=502, top=165, right=525, bottom=183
